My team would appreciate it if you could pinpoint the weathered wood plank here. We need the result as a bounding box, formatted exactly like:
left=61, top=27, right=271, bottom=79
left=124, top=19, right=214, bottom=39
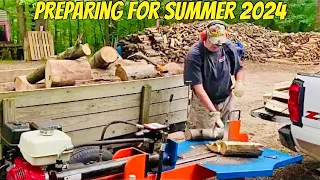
left=0, top=75, right=184, bottom=108
left=149, top=98, right=188, bottom=116
left=151, top=86, right=188, bottom=103
left=67, top=110, right=187, bottom=145
left=274, top=81, right=292, bottom=91
left=16, top=93, right=141, bottom=121
left=139, top=85, right=152, bottom=124
left=27, top=32, right=35, bottom=60
left=149, top=109, right=187, bottom=124
left=13, top=98, right=187, bottom=132
left=3, top=98, right=15, bottom=123
left=14, top=86, right=188, bottom=121
left=0, top=68, right=39, bottom=83
left=265, top=99, right=289, bottom=115
left=272, top=90, right=289, bottom=100
left=38, top=32, right=45, bottom=58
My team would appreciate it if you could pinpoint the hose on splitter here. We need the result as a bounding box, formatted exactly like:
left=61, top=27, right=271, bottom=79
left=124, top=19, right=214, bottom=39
left=100, top=121, right=144, bottom=150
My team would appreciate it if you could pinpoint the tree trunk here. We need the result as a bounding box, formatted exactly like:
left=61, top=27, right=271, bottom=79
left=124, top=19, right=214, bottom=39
left=89, top=46, right=118, bottom=69
left=184, top=128, right=224, bottom=141
left=26, top=65, right=45, bottom=84
left=15, top=75, right=45, bottom=91
left=115, top=63, right=160, bottom=81
left=57, top=44, right=91, bottom=60
left=45, top=59, right=93, bottom=88
left=315, top=0, right=320, bottom=30
left=16, top=0, right=26, bottom=44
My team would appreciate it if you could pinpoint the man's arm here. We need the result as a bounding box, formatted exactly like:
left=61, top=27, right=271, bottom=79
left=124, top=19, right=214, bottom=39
left=235, top=66, right=244, bottom=81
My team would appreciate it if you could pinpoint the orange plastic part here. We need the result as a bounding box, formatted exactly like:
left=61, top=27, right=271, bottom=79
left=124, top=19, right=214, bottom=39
left=228, top=120, right=249, bottom=142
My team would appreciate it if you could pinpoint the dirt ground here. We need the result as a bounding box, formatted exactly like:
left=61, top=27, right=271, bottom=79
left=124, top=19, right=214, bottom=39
left=1, top=60, right=320, bottom=179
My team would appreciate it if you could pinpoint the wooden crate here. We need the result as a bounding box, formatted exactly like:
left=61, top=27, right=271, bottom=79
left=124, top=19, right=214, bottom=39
left=0, top=75, right=188, bottom=157
left=24, top=31, right=54, bottom=61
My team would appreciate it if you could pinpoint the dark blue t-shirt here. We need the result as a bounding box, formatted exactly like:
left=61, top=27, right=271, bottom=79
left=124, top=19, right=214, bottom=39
left=184, top=40, right=243, bottom=104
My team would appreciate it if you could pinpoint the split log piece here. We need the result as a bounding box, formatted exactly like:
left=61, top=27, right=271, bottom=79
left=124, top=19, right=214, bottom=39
left=219, top=141, right=264, bottom=157
left=45, top=59, right=93, bottom=88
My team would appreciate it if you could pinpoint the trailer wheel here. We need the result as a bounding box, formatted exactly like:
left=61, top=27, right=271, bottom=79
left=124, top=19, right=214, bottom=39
left=69, top=146, right=113, bottom=164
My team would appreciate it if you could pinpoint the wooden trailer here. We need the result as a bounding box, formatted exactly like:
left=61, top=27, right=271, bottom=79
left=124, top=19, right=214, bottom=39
left=0, top=74, right=189, bottom=159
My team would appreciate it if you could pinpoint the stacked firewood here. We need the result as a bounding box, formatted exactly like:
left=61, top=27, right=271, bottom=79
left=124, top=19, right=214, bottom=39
left=119, top=21, right=320, bottom=64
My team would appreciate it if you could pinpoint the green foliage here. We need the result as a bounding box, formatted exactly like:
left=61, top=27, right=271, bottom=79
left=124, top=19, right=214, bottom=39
left=0, top=0, right=317, bottom=54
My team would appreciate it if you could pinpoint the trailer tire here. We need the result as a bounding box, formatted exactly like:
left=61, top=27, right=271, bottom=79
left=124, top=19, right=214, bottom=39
left=69, top=146, right=113, bottom=164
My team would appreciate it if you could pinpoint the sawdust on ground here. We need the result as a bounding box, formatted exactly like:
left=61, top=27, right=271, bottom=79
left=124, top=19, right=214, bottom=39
left=189, top=61, right=320, bottom=180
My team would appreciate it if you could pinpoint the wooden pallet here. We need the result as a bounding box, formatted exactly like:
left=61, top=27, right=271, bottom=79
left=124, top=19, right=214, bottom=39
left=24, top=31, right=54, bottom=61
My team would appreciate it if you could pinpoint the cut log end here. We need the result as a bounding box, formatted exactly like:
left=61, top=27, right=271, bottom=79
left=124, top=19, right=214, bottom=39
left=15, top=75, right=45, bottom=91
left=89, top=46, right=119, bottom=69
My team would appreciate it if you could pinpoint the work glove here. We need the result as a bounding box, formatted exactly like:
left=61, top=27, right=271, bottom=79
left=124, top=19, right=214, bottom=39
left=209, top=111, right=224, bottom=129
left=233, top=80, right=245, bottom=97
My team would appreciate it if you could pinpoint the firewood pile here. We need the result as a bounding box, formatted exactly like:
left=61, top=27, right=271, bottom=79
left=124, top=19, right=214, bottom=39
left=119, top=21, right=320, bottom=65
left=6, top=34, right=183, bottom=92
left=262, top=81, right=291, bottom=116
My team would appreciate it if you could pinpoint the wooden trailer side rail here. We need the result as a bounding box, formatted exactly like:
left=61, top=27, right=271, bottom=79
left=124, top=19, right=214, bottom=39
left=0, top=75, right=188, bottom=158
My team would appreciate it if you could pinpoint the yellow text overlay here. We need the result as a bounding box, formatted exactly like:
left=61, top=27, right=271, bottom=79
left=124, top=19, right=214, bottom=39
left=34, top=1, right=288, bottom=21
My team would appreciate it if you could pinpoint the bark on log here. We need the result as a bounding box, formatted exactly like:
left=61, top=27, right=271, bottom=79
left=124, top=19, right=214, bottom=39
left=45, top=60, right=93, bottom=88
left=26, top=65, right=45, bottom=84
left=89, top=46, right=119, bottom=69
left=184, top=128, right=224, bottom=141
left=15, top=75, right=45, bottom=91
left=115, top=63, right=160, bottom=81
left=208, top=141, right=264, bottom=158
left=57, top=43, right=91, bottom=60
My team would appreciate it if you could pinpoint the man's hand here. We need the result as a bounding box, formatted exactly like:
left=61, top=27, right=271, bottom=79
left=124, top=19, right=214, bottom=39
left=209, top=111, right=224, bottom=128
left=233, top=80, right=245, bottom=97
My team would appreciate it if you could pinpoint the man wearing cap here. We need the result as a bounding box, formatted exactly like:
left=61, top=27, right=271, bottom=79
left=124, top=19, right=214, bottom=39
left=184, top=20, right=245, bottom=130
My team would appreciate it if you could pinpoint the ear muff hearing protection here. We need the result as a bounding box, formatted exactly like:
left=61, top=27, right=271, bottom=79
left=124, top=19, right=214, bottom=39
left=199, top=20, right=228, bottom=42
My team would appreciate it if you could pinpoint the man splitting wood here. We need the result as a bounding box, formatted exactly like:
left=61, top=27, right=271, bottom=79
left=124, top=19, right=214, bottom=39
left=184, top=20, right=245, bottom=137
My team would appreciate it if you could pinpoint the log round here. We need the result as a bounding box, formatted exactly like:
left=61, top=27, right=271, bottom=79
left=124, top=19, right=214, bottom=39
left=115, top=63, right=159, bottom=81
left=164, top=62, right=183, bottom=75
left=184, top=128, right=224, bottom=141
left=15, top=75, right=45, bottom=91
left=89, top=46, right=119, bottom=69
left=45, top=59, right=93, bottom=88
left=219, top=141, right=264, bottom=157
left=57, top=44, right=91, bottom=60
left=26, top=65, right=46, bottom=84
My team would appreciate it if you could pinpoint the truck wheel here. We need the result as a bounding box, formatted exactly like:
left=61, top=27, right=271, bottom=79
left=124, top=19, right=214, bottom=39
left=69, top=146, right=113, bottom=164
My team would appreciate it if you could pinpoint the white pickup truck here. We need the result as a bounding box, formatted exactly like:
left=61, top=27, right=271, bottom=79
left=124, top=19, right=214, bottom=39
left=253, top=73, right=320, bottom=161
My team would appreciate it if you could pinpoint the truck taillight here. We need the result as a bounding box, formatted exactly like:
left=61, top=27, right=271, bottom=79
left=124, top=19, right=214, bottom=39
left=288, top=79, right=304, bottom=127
